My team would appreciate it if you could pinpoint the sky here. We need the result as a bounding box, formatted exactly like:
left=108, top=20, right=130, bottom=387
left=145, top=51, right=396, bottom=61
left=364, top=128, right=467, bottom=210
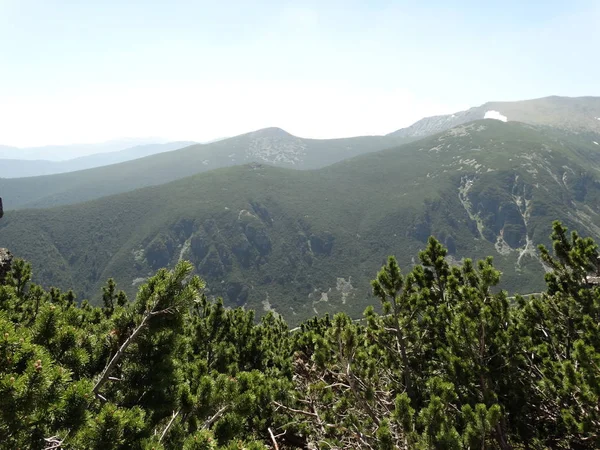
left=1, top=0, right=599, bottom=147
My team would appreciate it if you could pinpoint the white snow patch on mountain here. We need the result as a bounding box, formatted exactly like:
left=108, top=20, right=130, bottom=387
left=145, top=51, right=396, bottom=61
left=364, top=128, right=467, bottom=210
left=484, top=110, right=508, bottom=122
left=594, top=141, right=599, bottom=145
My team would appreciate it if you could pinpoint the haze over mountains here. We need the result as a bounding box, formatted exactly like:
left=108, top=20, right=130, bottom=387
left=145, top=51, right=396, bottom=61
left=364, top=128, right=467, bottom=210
left=0, top=141, right=196, bottom=178
left=0, top=130, right=410, bottom=210
left=0, top=138, right=170, bottom=161
left=1, top=95, right=600, bottom=323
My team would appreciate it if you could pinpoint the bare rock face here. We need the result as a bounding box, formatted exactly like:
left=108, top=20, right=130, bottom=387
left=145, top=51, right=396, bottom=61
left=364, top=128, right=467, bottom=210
left=0, top=196, right=10, bottom=282
left=0, top=248, right=12, bottom=282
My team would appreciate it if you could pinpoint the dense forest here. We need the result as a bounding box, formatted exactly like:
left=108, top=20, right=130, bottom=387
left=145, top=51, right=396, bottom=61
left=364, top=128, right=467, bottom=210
left=1, top=221, right=600, bottom=449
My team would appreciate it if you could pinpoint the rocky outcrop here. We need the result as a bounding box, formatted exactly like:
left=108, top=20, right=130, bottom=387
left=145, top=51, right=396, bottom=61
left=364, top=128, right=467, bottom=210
left=0, top=197, right=9, bottom=282
left=0, top=248, right=11, bottom=282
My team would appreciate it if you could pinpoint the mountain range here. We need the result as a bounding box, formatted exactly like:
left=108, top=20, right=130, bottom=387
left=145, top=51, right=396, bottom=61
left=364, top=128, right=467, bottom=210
left=0, top=137, right=172, bottom=161
left=0, top=130, right=410, bottom=210
left=3, top=96, right=600, bottom=212
left=0, top=141, right=196, bottom=178
left=2, top=95, right=600, bottom=324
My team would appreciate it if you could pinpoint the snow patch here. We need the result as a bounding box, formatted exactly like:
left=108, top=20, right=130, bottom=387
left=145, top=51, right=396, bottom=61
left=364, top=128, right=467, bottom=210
left=484, top=110, right=508, bottom=122
left=594, top=141, right=599, bottom=146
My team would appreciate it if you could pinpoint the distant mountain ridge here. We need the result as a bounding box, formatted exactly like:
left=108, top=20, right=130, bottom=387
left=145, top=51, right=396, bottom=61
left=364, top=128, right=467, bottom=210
left=2, top=95, right=599, bottom=212
left=0, top=129, right=409, bottom=210
left=389, top=96, right=600, bottom=138
left=0, top=141, right=196, bottom=178
left=0, top=138, right=169, bottom=161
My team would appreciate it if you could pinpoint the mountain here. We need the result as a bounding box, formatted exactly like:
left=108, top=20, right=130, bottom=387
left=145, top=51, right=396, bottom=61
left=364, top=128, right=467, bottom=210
left=389, top=95, right=600, bottom=139
left=0, top=128, right=409, bottom=210
left=0, top=138, right=169, bottom=161
left=2, top=119, right=600, bottom=324
left=0, top=141, right=196, bottom=178
left=3, top=96, right=598, bottom=211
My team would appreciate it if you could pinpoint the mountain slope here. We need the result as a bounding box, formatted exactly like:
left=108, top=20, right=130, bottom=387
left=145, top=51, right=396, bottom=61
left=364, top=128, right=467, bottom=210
left=2, top=120, right=600, bottom=324
left=0, top=141, right=196, bottom=178
left=389, top=95, right=600, bottom=139
left=0, top=128, right=408, bottom=210
left=3, top=96, right=597, bottom=211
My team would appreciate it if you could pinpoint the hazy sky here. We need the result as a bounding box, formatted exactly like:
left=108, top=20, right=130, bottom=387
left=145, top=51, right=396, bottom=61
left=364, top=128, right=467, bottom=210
left=1, top=0, right=599, bottom=147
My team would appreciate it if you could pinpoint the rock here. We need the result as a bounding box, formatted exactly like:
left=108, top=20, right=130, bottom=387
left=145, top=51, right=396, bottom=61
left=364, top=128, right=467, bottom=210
left=0, top=248, right=12, bottom=282
left=0, top=198, right=9, bottom=282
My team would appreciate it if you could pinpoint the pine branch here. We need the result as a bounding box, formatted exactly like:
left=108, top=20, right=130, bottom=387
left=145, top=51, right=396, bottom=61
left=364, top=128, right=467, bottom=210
left=92, top=294, right=174, bottom=397
left=92, top=310, right=151, bottom=397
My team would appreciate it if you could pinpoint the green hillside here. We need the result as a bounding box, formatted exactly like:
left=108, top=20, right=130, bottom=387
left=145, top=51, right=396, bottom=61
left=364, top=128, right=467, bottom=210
left=0, top=129, right=407, bottom=210
left=1, top=120, right=600, bottom=324
left=3, top=96, right=598, bottom=215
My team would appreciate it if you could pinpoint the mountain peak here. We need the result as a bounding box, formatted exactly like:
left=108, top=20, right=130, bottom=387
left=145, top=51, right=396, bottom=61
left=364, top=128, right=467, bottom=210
left=389, top=95, right=600, bottom=139
left=248, top=127, right=294, bottom=138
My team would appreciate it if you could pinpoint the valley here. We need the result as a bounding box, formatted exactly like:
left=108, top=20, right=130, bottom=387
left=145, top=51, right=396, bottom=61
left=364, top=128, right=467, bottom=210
left=2, top=115, right=600, bottom=324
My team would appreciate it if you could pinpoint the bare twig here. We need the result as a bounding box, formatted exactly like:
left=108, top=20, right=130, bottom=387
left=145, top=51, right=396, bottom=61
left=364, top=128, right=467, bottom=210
left=268, top=427, right=279, bottom=450
left=273, top=401, right=318, bottom=417
left=43, top=436, right=64, bottom=450
left=93, top=295, right=174, bottom=397
left=202, top=405, right=229, bottom=429
left=93, top=311, right=151, bottom=396
left=159, top=409, right=181, bottom=443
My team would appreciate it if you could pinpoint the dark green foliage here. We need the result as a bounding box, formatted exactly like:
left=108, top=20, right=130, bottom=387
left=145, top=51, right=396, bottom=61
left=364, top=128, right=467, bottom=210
left=2, top=223, right=600, bottom=448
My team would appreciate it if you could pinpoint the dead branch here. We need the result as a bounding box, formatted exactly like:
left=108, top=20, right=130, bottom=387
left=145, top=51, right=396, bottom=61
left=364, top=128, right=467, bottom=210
left=159, top=409, right=181, bottom=443
left=202, top=405, right=229, bottom=429
left=268, top=427, right=279, bottom=450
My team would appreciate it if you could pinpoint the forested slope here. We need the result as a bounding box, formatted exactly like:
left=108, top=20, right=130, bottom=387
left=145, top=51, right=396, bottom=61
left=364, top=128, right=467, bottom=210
left=2, top=121, right=600, bottom=322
